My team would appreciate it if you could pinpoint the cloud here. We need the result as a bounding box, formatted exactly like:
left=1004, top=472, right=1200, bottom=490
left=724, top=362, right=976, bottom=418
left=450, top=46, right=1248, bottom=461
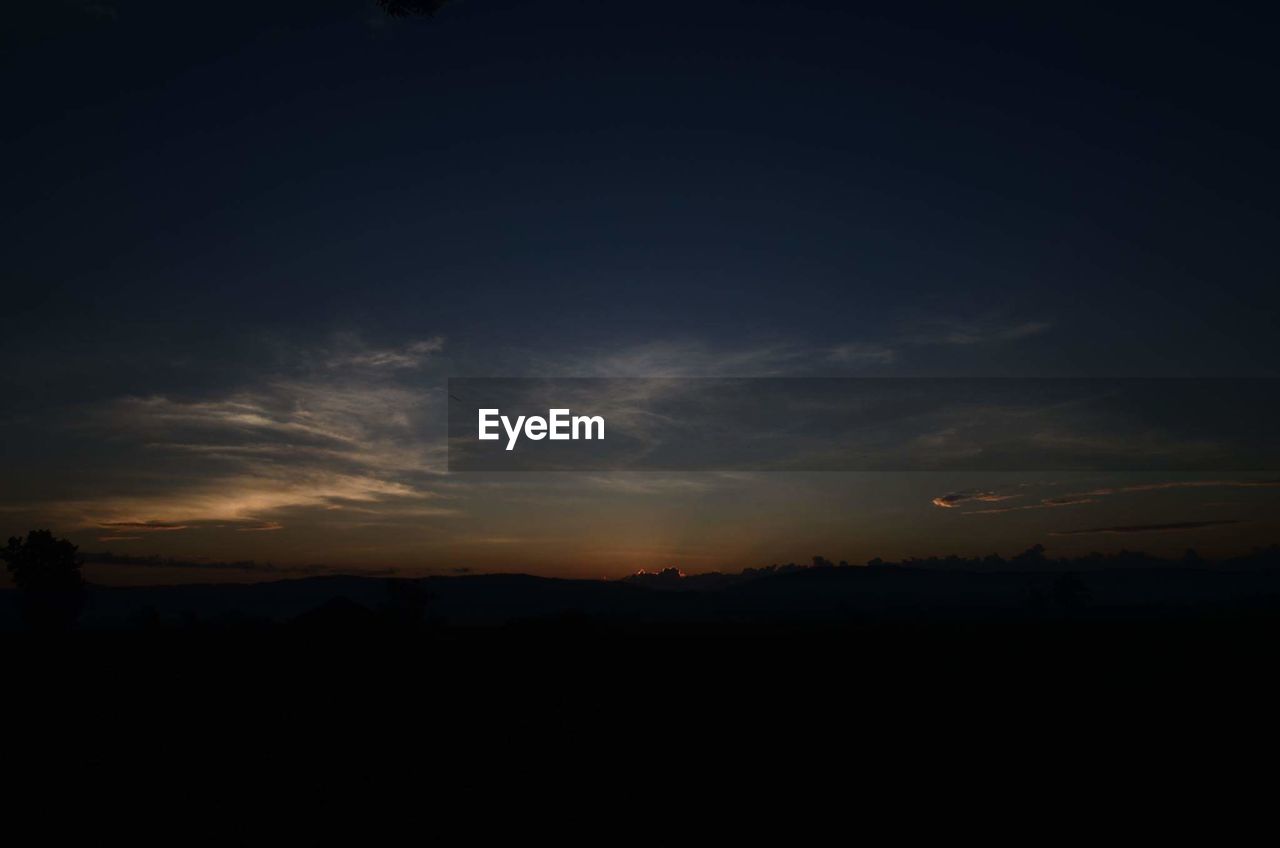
left=39, top=331, right=799, bottom=542
left=109, top=380, right=446, bottom=473
left=571, top=340, right=808, bottom=378
left=1052, top=520, right=1242, bottom=535
left=580, top=473, right=731, bottom=495
left=938, top=478, right=1280, bottom=515
left=54, top=471, right=449, bottom=532
left=1041, top=495, right=1094, bottom=506
left=98, top=521, right=190, bottom=532
left=38, top=334, right=457, bottom=534
left=966, top=495, right=1097, bottom=515
left=328, top=336, right=445, bottom=370
left=825, top=315, right=1049, bottom=369
left=1084, top=480, right=1280, bottom=496
left=932, top=490, right=1022, bottom=509
left=827, top=343, right=897, bottom=365
left=500, top=320, right=1050, bottom=383
left=902, top=317, right=1051, bottom=347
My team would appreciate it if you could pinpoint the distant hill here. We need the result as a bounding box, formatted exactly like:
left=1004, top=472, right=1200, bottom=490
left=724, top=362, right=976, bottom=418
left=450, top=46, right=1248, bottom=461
left=5, top=547, right=1280, bottom=632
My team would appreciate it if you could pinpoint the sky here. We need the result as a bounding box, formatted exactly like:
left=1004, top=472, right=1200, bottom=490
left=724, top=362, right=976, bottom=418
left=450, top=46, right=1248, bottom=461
left=2, top=1, right=1278, bottom=584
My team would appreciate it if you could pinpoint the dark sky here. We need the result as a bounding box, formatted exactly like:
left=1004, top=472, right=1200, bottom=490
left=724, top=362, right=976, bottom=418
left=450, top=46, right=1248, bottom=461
left=3, top=1, right=1278, bottom=582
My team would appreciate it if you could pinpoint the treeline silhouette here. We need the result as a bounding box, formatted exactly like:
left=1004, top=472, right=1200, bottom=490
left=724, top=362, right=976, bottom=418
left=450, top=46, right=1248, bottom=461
left=624, top=544, right=1280, bottom=591
left=7, top=530, right=1280, bottom=636
left=10, top=528, right=1280, bottom=768
left=2, top=530, right=85, bottom=631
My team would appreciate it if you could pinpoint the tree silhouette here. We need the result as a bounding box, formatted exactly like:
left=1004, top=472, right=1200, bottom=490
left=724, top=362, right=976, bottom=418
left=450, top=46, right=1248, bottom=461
left=1012, top=544, right=1047, bottom=568
left=2, top=530, right=86, bottom=631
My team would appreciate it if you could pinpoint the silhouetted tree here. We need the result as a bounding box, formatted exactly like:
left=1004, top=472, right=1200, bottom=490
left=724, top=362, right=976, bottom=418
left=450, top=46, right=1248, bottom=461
left=2, top=530, right=86, bottom=631
left=1181, top=548, right=1206, bottom=568
left=1012, top=544, right=1047, bottom=568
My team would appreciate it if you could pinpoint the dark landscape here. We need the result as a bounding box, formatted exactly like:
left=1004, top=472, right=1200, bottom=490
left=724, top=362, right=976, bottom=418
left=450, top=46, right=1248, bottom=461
left=9, top=534, right=1280, bottom=776
left=8, top=545, right=1280, bottom=633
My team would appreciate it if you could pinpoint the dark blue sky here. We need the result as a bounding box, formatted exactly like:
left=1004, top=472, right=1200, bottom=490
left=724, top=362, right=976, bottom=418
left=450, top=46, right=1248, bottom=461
left=7, top=1, right=1278, bottom=380
left=3, top=2, right=1278, bottom=579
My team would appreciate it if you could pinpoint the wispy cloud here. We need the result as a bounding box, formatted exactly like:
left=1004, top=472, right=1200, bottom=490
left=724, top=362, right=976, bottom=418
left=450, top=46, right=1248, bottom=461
left=902, top=318, right=1051, bottom=347
left=98, top=521, right=191, bottom=532
left=496, top=319, right=1049, bottom=381
left=1084, top=480, right=1280, bottom=496
left=931, top=490, right=1022, bottom=509
left=570, top=340, right=809, bottom=378
left=935, top=478, right=1280, bottom=515
left=327, top=336, right=445, bottom=370
left=40, top=334, right=457, bottom=534
left=1052, top=520, right=1242, bottom=535
left=824, top=314, right=1050, bottom=368
left=827, top=343, right=897, bottom=365
left=964, top=494, right=1098, bottom=515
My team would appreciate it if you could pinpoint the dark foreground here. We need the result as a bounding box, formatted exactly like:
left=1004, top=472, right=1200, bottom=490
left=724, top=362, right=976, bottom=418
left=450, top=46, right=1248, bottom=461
left=8, top=564, right=1280, bottom=778
left=9, top=616, right=1279, bottom=793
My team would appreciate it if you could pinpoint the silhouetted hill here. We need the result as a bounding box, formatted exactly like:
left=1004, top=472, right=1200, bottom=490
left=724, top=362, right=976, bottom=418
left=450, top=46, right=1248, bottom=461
left=6, top=550, right=1280, bottom=632
left=10, top=555, right=1280, bottom=772
left=716, top=564, right=1280, bottom=620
